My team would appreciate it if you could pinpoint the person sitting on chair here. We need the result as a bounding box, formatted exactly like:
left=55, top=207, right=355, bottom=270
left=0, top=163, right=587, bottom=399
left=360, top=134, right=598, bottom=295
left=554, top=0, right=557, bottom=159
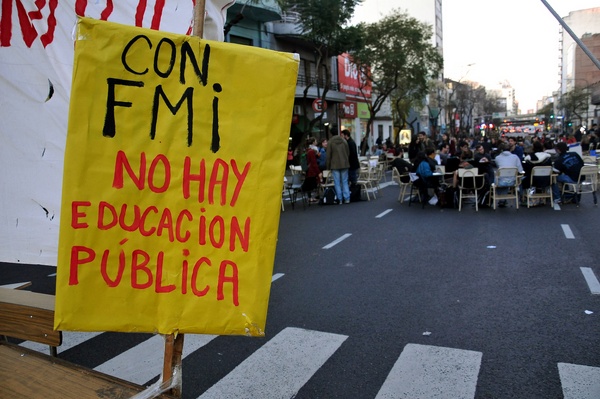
left=523, top=141, right=552, bottom=192
left=474, top=144, right=494, bottom=185
left=452, top=149, right=475, bottom=187
left=415, top=148, right=440, bottom=202
left=493, top=142, right=523, bottom=206
left=552, top=142, right=584, bottom=204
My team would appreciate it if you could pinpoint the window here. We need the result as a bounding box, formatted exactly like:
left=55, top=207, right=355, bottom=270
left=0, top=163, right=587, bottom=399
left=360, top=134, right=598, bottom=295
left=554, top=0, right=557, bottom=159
left=229, top=35, right=253, bottom=46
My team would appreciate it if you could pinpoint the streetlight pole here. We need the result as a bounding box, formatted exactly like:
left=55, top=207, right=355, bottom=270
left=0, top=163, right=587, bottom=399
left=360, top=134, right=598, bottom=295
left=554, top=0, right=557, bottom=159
left=540, top=0, right=600, bottom=71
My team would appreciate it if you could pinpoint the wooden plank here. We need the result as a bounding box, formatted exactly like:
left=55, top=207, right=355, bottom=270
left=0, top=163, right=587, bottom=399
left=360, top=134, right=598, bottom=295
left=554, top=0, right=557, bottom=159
left=163, top=334, right=184, bottom=397
left=0, top=288, right=55, bottom=310
left=0, top=290, right=61, bottom=346
left=0, top=281, right=32, bottom=289
left=0, top=343, right=175, bottom=399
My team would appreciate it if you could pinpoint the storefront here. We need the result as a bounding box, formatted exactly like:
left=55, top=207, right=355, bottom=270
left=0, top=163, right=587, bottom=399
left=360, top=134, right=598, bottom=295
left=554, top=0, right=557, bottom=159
left=337, top=54, right=372, bottom=153
left=340, top=101, right=371, bottom=150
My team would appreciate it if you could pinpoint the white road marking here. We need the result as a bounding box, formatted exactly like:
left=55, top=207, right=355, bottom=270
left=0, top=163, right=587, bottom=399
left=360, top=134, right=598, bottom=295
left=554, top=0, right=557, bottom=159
left=272, top=273, right=285, bottom=282
left=561, top=224, right=575, bottom=239
left=94, top=334, right=217, bottom=385
left=323, top=233, right=352, bottom=249
left=375, top=343, right=482, bottom=399
left=20, top=331, right=103, bottom=354
left=376, top=209, right=393, bottom=218
left=558, top=363, right=600, bottom=399
left=198, top=327, right=347, bottom=399
left=580, top=267, right=600, bottom=295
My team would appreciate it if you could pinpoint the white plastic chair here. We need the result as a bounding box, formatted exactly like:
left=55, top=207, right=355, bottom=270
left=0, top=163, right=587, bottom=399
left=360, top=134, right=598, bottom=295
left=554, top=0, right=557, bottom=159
left=489, top=167, right=521, bottom=210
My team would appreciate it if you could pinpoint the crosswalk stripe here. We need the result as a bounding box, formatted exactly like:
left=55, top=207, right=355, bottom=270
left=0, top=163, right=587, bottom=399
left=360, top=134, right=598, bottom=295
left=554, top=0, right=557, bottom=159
left=375, top=343, right=482, bottom=399
left=20, top=331, right=102, bottom=354
left=558, top=363, right=600, bottom=399
left=198, top=327, right=348, bottom=398
left=94, top=333, right=217, bottom=385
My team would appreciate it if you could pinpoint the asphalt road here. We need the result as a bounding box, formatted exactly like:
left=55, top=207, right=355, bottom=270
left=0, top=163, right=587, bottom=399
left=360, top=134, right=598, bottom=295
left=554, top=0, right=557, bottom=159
left=2, top=179, right=600, bottom=398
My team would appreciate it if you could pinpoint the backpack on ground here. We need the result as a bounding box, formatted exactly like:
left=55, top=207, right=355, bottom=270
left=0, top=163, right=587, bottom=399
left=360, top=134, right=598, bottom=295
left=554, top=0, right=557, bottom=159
left=320, top=187, right=337, bottom=205
left=436, top=185, right=456, bottom=209
left=349, top=183, right=361, bottom=202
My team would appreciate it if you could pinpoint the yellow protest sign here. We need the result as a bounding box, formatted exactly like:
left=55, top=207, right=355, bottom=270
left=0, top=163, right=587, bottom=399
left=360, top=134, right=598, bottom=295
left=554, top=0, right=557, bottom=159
left=54, top=18, right=298, bottom=336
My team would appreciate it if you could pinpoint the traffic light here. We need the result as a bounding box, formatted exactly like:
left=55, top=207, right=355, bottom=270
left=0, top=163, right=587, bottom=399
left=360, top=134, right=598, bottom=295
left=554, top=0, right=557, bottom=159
left=550, top=114, right=554, bottom=119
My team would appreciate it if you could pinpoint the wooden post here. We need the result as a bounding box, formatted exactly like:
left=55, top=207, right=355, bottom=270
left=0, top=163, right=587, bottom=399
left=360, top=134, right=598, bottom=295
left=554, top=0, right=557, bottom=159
left=163, top=333, right=185, bottom=397
left=193, top=0, right=206, bottom=39
left=163, top=3, right=202, bottom=396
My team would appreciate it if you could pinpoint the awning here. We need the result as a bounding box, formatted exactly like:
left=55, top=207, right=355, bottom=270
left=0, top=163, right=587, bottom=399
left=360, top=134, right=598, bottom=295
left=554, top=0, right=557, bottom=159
left=292, top=115, right=320, bottom=134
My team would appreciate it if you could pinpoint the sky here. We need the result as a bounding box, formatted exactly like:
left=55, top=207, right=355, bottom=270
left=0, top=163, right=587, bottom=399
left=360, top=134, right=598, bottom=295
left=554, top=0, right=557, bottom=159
left=351, top=0, right=600, bottom=113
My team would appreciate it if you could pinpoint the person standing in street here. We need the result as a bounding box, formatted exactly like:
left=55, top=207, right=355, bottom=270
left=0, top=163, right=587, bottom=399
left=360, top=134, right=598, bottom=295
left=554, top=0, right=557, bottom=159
left=341, top=129, right=360, bottom=185
left=317, top=138, right=328, bottom=172
left=326, top=129, right=351, bottom=204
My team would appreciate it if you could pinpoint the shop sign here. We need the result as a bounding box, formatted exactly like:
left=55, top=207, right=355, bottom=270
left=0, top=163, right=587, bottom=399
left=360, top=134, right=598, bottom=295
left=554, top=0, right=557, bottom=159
left=341, top=101, right=357, bottom=118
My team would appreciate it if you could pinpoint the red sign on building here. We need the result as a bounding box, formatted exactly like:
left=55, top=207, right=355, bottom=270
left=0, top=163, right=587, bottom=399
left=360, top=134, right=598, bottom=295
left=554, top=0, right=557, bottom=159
left=340, top=101, right=357, bottom=118
left=337, top=54, right=371, bottom=99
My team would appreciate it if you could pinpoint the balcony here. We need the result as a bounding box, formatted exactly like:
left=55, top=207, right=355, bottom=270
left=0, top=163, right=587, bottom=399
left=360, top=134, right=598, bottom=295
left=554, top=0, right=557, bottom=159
left=296, top=74, right=346, bottom=102
left=296, top=75, right=339, bottom=92
left=228, top=0, right=282, bottom=22
left=272, top=11, right=303, bottom=36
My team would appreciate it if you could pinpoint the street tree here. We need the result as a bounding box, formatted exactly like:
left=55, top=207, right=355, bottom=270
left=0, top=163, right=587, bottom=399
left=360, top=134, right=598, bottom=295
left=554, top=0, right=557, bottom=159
left=452, top=81, right=483, bottom=135
left=280, top=0, right=362, bottom=147
left=559, top=87, right=590, bottom=128
left=349, top=8, right=442, bottom=152
left=480, top=90, right=505, bottom=135
left=537, top=102, right=554, bottom=131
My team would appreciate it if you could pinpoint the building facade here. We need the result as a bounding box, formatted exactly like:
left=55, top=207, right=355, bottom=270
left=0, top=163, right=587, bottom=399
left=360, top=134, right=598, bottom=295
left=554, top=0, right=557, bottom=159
left=558, top=7, right=600, bottom=129
left=399, top=0, right=444, bottom=138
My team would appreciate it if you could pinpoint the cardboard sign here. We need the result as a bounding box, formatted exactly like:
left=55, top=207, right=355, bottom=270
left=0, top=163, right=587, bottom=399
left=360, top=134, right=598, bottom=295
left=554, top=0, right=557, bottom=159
left=54, top=18, right=298, bottom=336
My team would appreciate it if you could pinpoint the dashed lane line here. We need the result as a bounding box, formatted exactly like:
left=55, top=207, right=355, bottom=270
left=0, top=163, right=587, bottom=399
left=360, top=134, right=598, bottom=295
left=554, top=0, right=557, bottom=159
left=323, top=233, right=352, bottom=249
left=561, top=224, right=575, bottom=239
left=376, top=209, right=393, bottom=218
left=580, top=267, right=600, bottom=295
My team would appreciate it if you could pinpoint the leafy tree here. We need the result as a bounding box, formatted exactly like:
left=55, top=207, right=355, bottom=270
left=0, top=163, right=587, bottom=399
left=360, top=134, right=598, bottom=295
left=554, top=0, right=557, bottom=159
left=537, top=102, right=554, bottom=131
left=280, top=0, right=362, bottom=145
left=559, top=87, right=590, bottom=128
left=349, top=8, right=442, bottom=151
left=449, top=81, right=478, bottom=135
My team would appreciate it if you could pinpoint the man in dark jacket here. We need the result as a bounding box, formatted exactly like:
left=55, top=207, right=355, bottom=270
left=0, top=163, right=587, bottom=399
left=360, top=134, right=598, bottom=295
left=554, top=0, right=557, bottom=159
left=326, top=130, right=351, bottom=204
left=552, top=142, right=584, bottom=203
left=341, top=129, right=360, bottom=184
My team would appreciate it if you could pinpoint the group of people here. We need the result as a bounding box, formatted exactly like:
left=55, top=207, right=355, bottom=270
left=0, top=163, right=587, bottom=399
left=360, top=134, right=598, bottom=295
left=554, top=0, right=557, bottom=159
left=405, top=129, right=594, bottom=207
left=299, top=129, right=360, bottom=204
left=293, top=124, right=597, bottom=207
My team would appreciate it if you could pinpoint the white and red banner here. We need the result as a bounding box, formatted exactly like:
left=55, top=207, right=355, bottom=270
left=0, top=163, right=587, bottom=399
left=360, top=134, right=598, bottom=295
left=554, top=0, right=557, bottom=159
left=337, top=53, right=371, bottom=99
left=0, top=0, right=233, bottom=265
